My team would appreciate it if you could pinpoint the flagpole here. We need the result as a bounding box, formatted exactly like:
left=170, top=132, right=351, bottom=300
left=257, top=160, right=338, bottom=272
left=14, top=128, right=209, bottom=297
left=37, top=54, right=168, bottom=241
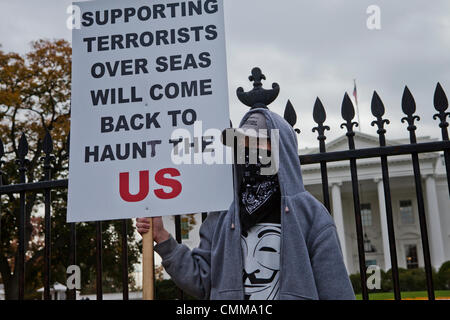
left=352, top=79, right=365, bottom=205
left=353, top=79, right=362, bottom=132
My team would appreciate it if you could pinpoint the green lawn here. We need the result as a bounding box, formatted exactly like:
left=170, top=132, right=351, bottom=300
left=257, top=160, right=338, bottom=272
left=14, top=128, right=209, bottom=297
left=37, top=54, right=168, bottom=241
left=356, top=290, right=450, bottom=300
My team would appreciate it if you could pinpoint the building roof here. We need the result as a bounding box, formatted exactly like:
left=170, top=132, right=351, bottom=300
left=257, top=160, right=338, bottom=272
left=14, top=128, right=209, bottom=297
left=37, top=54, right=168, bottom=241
left=297, top=132, right=445, bottom=184
left=300, top=131, right=437, bottom=155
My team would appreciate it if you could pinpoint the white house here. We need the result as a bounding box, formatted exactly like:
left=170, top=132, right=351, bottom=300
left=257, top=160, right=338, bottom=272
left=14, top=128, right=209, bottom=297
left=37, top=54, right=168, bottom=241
left=159, top=132, right=450, bottom=276
left=36, top=282, right=69, bottom=300
left=298, top=132, right=449, bottom=274
left=34, top=282, right=142, bottom=300
left=79, top=291, right=142, bottom=300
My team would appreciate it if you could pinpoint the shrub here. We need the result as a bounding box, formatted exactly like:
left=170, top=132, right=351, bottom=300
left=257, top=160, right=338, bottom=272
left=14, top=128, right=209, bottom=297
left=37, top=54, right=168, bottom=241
left=437, top=261, right=450, bottom=290
left=349, top=261, right=450, bottom=293
left=155, top=279, right=197, bottom=300
left=397, top=268, right=427, bottom=291
left=349, top=273, right=362, bottom=294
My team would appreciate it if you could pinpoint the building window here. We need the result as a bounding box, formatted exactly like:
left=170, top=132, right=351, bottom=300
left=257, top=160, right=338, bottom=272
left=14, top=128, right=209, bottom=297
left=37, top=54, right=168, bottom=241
left=366, top=259, right=377, bottom=267
left=400, top=200, right=414, bottom=225
left=361, top=203, right=372, bottom=227
left=405, top=244, right=419, bottom=269
left=363, top=233, right=376, bottom=253
left=180, top=216, right=190, bottom=240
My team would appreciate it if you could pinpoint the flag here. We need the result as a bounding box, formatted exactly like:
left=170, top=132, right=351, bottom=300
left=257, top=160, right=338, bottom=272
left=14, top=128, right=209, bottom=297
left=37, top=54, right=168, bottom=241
left=353, top=79, right=358, bottom=107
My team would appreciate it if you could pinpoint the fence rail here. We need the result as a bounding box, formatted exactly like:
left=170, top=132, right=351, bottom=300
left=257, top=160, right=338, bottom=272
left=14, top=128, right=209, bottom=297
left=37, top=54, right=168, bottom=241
left=0, top=80, right=448, bottom=300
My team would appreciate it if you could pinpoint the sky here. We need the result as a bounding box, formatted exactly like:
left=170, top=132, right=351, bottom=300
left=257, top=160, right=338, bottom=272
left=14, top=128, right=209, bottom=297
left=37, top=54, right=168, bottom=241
left=1, top=0, right=449, bottom=148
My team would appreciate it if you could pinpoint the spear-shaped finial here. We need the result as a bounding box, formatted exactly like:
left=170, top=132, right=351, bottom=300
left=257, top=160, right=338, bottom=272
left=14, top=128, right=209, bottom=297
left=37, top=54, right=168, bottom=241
left=283, top=100, right=300, bottom=134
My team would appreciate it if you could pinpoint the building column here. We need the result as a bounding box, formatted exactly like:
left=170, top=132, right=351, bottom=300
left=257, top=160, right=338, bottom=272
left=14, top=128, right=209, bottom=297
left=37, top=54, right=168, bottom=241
left=331, top=183, right=349, bottom=271
left=424, top=175, right=445, bottom=268
left=376, top=178, right=392, bottom=271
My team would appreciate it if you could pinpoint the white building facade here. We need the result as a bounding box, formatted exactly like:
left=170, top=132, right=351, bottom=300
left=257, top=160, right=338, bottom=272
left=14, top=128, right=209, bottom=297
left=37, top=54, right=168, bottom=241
left=300, top=132, right=450, bottom=274
left=161, top=132, right=450, bottom=275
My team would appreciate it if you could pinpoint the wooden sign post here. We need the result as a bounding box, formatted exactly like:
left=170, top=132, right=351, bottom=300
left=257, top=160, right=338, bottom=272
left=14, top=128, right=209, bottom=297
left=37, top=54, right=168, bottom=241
left=142, top=219, right=154, bottom=300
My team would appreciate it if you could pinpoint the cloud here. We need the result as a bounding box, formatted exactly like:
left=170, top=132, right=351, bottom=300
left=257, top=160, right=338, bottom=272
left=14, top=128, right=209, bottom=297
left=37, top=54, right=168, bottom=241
left=224, top=0, right=450, bottom=147
left=1, top=0, right=449, bottom=148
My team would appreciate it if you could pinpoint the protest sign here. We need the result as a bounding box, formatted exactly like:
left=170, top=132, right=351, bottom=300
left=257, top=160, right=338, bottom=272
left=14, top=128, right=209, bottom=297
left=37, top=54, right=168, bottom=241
left=68, top=0, right=233, bottom=222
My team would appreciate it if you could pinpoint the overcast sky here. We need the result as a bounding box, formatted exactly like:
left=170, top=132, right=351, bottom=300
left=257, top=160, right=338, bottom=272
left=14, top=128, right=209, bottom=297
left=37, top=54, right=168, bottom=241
left=1, top=0, right=449, bottom=148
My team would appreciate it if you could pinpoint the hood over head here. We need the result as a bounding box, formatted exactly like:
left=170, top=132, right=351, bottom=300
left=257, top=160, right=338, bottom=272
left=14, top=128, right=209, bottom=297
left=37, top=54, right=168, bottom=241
left=236, top=108, right=305, bottom=196
left=227, top=108, right=306, bottom=229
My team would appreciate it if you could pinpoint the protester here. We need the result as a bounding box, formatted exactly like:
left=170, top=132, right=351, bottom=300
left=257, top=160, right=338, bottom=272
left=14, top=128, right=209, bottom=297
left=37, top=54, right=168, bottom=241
left=137, top=108, right=355, bottom=300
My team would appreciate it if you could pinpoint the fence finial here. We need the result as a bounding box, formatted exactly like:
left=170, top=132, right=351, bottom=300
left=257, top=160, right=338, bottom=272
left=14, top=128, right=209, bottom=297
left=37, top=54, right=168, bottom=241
left=15, top=133, right=29, bottom=182
left=283, top=100, right=300, bottom=134
left=401, top=86, right=420, bottom=143
left=340, top=92, right=359, bottom=137
left=64, top=132, right=71, bottom=160
left=370, top=91, right=390, bottom=139
left=312, top=97, right=330, bottom=142
left=433, top=83, right=449, bottom=130
left=41, top=130, right=55, bottom=176
left=0, top=138, right=4, bottom=160
left=0, top=138, right=4, bottom=179
left=402, top=86, right=417, bottom=116
left=236, top=67, right=280, bottom=109
left=17, top=133, right=29, bottom=161
left=43, top=130, right=53, bottom=155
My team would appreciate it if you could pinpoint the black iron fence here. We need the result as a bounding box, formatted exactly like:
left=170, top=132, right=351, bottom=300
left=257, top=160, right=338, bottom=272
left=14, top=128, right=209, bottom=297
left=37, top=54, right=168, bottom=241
left=0, top=80, right=449, bottom=300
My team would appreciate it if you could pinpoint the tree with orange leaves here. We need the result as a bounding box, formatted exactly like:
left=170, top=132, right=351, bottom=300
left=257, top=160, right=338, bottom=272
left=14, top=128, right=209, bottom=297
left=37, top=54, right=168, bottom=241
left=0, top=40, right=140, bottom=299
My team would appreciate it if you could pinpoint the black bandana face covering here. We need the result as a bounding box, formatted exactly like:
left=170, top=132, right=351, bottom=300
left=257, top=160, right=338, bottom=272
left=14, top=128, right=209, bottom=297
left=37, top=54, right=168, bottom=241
left=239, top=148, right=281, bottom=232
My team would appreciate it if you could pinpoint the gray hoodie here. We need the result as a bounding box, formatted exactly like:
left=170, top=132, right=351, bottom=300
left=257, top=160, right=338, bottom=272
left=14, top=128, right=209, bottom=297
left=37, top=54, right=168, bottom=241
left=154, top=108, right=356, bottom=300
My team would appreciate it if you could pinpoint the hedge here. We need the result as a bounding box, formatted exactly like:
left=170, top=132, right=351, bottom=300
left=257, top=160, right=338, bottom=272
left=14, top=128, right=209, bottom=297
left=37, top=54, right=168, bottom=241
left=350, top=260, right=450, bottom=294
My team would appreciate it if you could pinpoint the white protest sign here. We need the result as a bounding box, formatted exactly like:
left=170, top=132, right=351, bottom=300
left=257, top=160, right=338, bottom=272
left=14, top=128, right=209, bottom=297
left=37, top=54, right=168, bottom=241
left=68, top=0, right=233, bottom=222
